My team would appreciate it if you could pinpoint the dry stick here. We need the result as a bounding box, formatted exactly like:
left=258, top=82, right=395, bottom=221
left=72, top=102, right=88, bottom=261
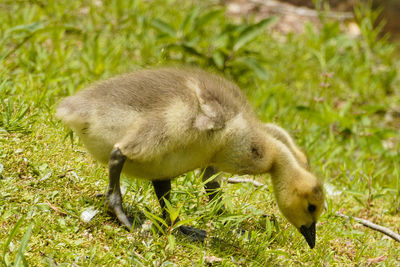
left=227, top=177, right=400, bottom=243
left=45, top=200, right=68, bottom=216
left=335, top=212, right=400, bottom=242
left=250, top=0, right=353, bottom=20
left=227, top=177, right=264, bottom=187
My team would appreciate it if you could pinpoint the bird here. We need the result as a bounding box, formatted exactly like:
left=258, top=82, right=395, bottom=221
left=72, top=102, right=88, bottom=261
left=56, top=67, right=324, bottom=248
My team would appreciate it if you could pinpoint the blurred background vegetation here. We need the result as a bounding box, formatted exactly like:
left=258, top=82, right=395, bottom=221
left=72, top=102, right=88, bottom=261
left=0, top=0, right=399, bottom=265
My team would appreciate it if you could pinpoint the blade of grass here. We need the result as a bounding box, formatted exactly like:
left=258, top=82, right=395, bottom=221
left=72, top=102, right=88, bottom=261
left=2, top=217, right=25, bottom=262
left=233, top=17, right=278, bottom=51
left=14, top=223, right=33, bottom=267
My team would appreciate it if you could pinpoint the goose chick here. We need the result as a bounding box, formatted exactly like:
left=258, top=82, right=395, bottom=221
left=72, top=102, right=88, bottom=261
left=56, top=67, right=324, bottom=248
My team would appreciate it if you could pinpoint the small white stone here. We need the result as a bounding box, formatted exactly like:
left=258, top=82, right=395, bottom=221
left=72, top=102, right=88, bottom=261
left=204, top=255, right=222, bottom=264
left=80, top=207, right=99, bottom=223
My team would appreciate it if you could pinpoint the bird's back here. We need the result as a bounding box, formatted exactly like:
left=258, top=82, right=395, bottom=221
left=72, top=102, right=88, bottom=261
left=57, top=67, right=251, bottom=131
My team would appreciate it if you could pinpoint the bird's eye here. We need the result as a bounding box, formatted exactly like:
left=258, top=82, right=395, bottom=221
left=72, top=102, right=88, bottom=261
left=308, top=204, right=316, bottom=213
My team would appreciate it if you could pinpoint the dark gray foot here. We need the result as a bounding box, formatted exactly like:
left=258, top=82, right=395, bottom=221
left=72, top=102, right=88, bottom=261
left=179, top=226, right=207, bottom=242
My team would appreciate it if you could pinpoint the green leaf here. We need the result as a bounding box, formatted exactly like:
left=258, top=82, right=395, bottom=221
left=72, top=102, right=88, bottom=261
left=14, top=223, right=33, bottom=267
left=212, top=50, right=225, bottom=69
left=235, top=57, right=269, bottom=80
left=180, top=6, right=201, bottom=34
left=167, top=235, right=175, bottom=251
left=2, top=217, right=24, bottom=260
left=151, top=18, right=176, bottom=37
left=180, top=44, right=204, bottom=57
left=163, top=43, right=205, bottom=58
left=172, top=218, right=197, bottom=229
left=4, top=21, right=44, bottom=35
left=164, top=199, right=181, bottom=224
left=233, top=17, right=277, bottom=51
left=194, top=9, right=224, bottom=30
left=143, top=210, right=168, bottom=232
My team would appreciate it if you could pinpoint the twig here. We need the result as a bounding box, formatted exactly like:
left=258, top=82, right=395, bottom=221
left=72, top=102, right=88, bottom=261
left=335, top=212, right=400, bottom=242
left=227, top=177, right=264, bottom=187
left=45, top=200, right=69, bottom=217
left=226, top=178, right=400, bottom=242
left=250, top=0, right=353, bottom=21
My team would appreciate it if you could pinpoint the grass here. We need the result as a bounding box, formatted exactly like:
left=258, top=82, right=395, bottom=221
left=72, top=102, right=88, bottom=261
left=0, top=0, right=399, bottom=265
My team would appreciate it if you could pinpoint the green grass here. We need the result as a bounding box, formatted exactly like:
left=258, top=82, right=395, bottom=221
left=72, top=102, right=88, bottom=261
left=1, top=0, right=399, bottom=265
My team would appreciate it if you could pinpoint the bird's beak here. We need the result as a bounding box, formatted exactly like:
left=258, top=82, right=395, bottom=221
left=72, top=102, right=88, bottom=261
left=299, top=222, right=316, bottom=249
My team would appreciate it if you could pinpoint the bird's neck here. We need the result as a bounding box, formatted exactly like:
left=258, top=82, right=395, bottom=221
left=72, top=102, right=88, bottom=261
left=268, top=139, right=302, bottom=192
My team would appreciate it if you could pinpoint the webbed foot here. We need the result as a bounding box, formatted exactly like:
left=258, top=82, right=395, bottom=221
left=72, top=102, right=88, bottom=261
left=179, top=225, right=207, bottom=242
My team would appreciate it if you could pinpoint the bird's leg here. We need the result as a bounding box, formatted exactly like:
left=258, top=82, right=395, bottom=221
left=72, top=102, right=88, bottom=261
left=152, top=179, right=171, bottom=222
left=152, top=179, right=206, bottom=242
left=107, top=147, right=132, bottom=229
left=202, top=166, right=225, bottom=214
left=203, top=166, right=221, bottom=201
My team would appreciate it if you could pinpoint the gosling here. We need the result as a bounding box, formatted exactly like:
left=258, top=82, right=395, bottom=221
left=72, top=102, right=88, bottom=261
left=56, top=67, right=324, bottom=248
